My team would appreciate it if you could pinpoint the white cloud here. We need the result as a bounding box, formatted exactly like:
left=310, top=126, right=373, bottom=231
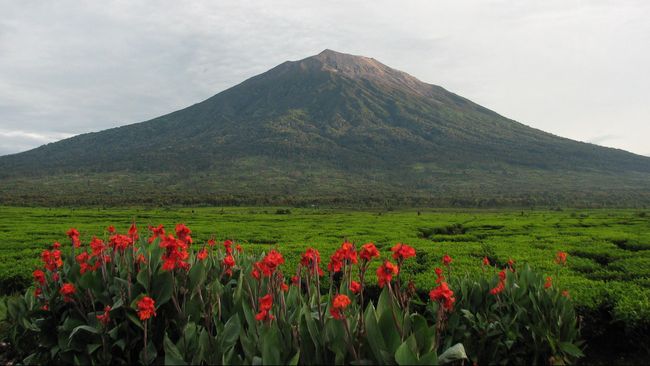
left=0, top=0, right=648, bottom=156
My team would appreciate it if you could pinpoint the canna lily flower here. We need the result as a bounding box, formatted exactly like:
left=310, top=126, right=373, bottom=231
left=137, top=296, right=156, bottom=321
left=330, top=294, right=351, bottom=320
left=128, top=223, right=139, bottom=242
left=349, top=280, right=362, bottom=294
left=556, top=251, right=567, bottom=266
left=442, top=254, right=452, bottom=266
left=66, top=228, right=81, bottom=248
left=60, top=283, right=76, bottom=302
left=175, top=224, right=192, bottom=244
left=359, top=242, right=380, bottom=261
left=255, top=294, right=275, bottom=321
left=97, top=305, right=111, bottom=326
left=482, top=256, right=490, bottom=266
left=33, top=269, right=46, bottom=286
left=429, top=282, right=455, bottom=311
left=544, top=276, right=552, bottom=289
left=391, top=243, right=416, bottom=260
left=197, top=248, right=208, bottom=261
left=377, top=261, right=399, bottom=288
left=147, top=225, right=165, bottom=244
left=434, top=267, right=444, bottom=283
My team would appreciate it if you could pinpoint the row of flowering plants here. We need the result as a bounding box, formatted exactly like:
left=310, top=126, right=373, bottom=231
left=1, top=224, right=582, bottom=365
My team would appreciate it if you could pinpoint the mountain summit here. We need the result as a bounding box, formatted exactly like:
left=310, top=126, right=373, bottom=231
left=1, top=50, right=649, bottom=206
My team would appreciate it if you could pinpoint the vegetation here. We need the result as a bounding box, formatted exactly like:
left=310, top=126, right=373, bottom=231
left=1, top=50, right=649, bottom=206
left=1, top=224, right=581, bottom=364
left=0, top=206, right=648, bottom=362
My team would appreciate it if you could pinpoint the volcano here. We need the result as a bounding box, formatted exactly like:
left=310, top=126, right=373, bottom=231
left=1, top=49, right=649, bottom=206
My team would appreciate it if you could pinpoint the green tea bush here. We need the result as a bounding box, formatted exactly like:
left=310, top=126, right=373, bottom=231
left=2, top=224, right=583, bottom=365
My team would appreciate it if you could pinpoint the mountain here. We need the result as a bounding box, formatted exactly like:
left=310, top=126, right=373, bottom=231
left=1, top=49, right=649, bottom=207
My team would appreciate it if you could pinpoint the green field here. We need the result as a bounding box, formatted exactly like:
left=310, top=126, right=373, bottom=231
left=2, top=206, right=649, bottom=310
left=1, top=206, right=650, bottom=354
left=0, top=207, right=650, bottom=364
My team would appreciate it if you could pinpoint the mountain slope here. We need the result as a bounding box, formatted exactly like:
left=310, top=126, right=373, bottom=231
left=1, top=49, right=649, bottom=206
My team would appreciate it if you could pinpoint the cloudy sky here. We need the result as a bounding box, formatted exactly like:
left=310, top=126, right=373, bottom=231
left=1, top=0, right=648, bottom=156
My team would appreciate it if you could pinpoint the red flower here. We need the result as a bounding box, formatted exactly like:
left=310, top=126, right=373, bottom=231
left=223, top=254, right=235, bottom=276
left=41, top=249, right=63, bottom=271
left=544, top=276, right=552, bottom=289
left=281, top=282, right=289, bottom=292
left=255, top=294, right=275, bottom=322
left=128, top=223, right=139, bottom=242
left=207, top=238, right=216, bottom=247
left=107, top=225, right=115, bottom=234
left=175, top=224, right=192, bottom=244
left=236, top=244, right=243, bottom=253
left=291, top=275, right=300, bottom=285
left=256, top=250, right=284, bottom=277
left=52, top=241, right=61, bottom=250
left=507, top=258, right=515, bottom=271
left=498, top=270, right=506, bottom=282
left=340, top=242, right=358, bottom=264
left=391, top=243, right=416, bottom=261
left=197, top=248, right=208, bottom=261
left=489, top=281, right=505, bottom=295
left=442, top=254, right=452, bottom=266
left=160, top=234, right=190, bottom=271
left=349, top=280, right=362, bottom=294
left=301, top=248, right=323, bottom=276
left=89, top=237, right=106, bottom=257
left=359, top=242, right=380, bottom=261
left=301, top=248, right=321, bottom=267
left=434, top=267, right=444, bottom=283
left=33, top=269, right=46, bottom=286
left=562, top=290, right=570, bottom=298
left=60, top=283, right=76, bottom=302
left=67, top=228, right=81, bottom=248
left=223, top=240, right=233, bottom=254
left=109, top=234, right=133, bottom=252
left=135, top=253, right=147, bottom=265
left=137, top=296, right=156, bottom=321
left=376, top=261, right=399, bottom=288
left=556, top=251, right=567, bottom=266
left=429, top=282, right=455, bottom=311
left=76, top=251, right=93, bottom=274
left=97, top=305, right=111, bottom=326
left=328, top=251, right=344, bottom=273
left=148, top=225, right=165, bottom=244
left=482, top=257, right=490, bottom=266
left=330, top=294, right=351, bottom=320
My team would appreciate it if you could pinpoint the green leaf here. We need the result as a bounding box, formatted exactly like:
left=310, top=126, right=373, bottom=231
left=137, top=268, right=150, bottom=290
left=261, top=326, right=281, bottom=365
left=395, top=340, right=418, bottom=366
left=164, top=333, right=187, bottom=365
left=188, top=261, right=207, bottom=292
left=221, top=314, right=241, bottom=349
left=559, top=342, right=584, bottom=358
left=152, top=270, right=174, bottom=307
left=364, top=304, right=390, bottom=364
left=69, top=325, right=100, bottom=339
left=438, top=343, right=467, bottom=365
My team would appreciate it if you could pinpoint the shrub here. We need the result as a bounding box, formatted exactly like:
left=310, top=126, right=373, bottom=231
left=2, top=225, right=583, bottom=365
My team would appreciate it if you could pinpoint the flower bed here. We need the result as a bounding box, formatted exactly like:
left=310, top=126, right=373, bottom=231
left=2, top=224, right=582, bottom=364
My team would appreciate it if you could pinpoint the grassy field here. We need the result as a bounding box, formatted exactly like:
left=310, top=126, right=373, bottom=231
left=1, top=206, right=649, bottom=344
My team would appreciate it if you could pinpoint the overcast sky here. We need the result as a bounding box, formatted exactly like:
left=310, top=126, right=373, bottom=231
left=1, top=0, right=648, bottom=156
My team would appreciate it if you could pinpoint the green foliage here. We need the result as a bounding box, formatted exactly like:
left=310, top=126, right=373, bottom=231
left=444, top=266, right=583, bottom=365
left=1, top=225, right=587, bottom=365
